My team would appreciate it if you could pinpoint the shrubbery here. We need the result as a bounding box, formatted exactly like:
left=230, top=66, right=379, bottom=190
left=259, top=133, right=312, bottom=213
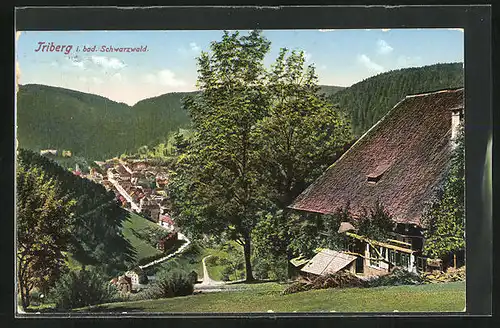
left=49, top=268, right=118, bottom=310
left=143, top=268, right=194, bottom=299
left=365, top=267, right=423, bottom=287
left=252, top=255, right=288, bottom=282
left=205, top=255, right=220, bottom=266
left=188, top=270, right=199, bottom=284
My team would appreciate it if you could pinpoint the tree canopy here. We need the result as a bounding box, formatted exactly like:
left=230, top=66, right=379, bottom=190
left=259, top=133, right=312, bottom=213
left=422, top=124, right=465, bottom=259
left=16, top=162, right=76, bottom=310
left=169, top=30, right=352, bottom=281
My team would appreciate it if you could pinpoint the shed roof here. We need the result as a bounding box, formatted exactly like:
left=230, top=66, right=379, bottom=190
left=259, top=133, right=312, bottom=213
left=290, top=88, right=464, bottom=226
left=301, top=249, right=357, bottom=276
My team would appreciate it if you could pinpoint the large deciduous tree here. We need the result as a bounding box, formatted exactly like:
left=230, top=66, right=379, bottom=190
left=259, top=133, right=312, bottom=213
left=252, top=49, right=352, bottom=277
left=169, top=30, right=271, bottom=281
left=16, top=163, right=76, bottom=310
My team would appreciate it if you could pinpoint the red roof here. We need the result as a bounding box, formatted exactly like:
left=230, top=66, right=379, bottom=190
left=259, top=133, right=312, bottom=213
left=290, top=88, right=464, bottom=227
left=160, top=214, right=174, bottom=225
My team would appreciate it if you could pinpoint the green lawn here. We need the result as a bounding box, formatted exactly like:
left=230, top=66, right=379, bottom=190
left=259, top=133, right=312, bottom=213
left=122, top=212, right=163, bottom=263
left=143, top=241, right=205, bottom=279
left=79, top=281, right=465, bottom=313
left=144, top=241, right=244, bottom=281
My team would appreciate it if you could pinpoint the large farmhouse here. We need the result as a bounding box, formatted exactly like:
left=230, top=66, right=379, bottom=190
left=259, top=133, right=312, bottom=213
left=290, top=88, right=464, bottom=276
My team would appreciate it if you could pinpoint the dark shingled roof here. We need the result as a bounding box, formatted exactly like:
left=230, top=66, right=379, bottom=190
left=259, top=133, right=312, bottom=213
left=290, top=88, right=464, bottom=227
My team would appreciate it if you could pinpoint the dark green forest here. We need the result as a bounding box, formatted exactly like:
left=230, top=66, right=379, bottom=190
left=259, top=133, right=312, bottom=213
left=16, top=62, right=463, bottom=161
left=17, top=148, right=135, bottom=276
left=329, top=62, right=464, bottom=136
left=16, top=84, right=195, bottom=160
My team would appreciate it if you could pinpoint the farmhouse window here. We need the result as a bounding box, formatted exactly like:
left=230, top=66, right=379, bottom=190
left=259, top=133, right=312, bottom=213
left=367, top=175, right=382, bottom=184
left=366, top=164, right=390, bottom=184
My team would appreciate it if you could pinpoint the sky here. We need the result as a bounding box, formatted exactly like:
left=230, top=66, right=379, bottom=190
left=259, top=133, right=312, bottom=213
left=16, top=29, right=464, bottom=106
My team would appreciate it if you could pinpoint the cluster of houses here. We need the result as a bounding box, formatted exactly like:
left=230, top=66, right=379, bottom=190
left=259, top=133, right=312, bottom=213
left=88, top=158, right=172, bottom=224
left=290, top=88, right=465, bottom=279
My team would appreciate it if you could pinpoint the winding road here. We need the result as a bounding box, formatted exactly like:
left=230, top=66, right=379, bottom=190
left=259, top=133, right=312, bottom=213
left=139, top=232, right=191, bottom=269
left=193, top=255, right=226, bottom=292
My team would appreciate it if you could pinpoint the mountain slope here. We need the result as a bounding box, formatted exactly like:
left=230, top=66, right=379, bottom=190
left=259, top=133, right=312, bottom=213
left=132, top=91, right=197, bottom=147
left=17, top=84, right=135, bottom=160
left=16, top=85, right=194, bottom=160
left=16, top=84, right=343, bottom=160
left=17, top=62, right=464, bottom=162
left=329, top=62, right=464, bottom=136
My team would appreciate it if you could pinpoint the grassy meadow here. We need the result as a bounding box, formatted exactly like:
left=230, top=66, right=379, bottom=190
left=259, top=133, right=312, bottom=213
left=78, top=281, right=465, bottom=313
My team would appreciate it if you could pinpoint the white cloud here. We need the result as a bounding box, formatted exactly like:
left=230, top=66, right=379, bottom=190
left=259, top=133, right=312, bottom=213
left=381, top=29, right=391, bottom=32
left=357, top=54, right=385, bottom=73
left=50, top=61, right=59, bottom=67
left=143, top=69, right=186, bottom=87
left=364, top=29, right=372, bottom=31
left=318, top=29, right=335, bottom=32
left=90, top=56, right=126, bottom=70
left=448, top=28, right=464, bottom=32
left=189, top=42, right=201, bottom=52
left=79, top=76, right=87, bottom=83
left=377, top=39, right=394, bottom=55
left=303, top=51, right=312, bottom=63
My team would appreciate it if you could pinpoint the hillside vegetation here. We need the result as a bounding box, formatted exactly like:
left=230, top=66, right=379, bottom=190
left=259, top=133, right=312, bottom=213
left=16, top=85, right=342, bottom=161
left=16, top=63, right=463, bottom=159
left=329, top=62, right=464, bottom=136
left=16, top=84, right=195, bottom=160
left=17, top=148, right=135, bottom=275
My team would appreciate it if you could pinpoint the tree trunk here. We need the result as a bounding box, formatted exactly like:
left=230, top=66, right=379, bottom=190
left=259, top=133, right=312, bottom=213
left=243, top=234, right=254, bottom=282
left=19, top=282, right=26, bottom=311
left=282, top=207, right=294, bottom=280
left=18, top=265, right=29, bottom=311
left=20, top=283, right=30, bottom=310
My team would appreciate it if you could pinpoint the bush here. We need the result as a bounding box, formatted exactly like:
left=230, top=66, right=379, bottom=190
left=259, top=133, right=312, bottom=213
left=205, top=255, right=220, bottom=266
left=188, top=270, right=198, bottom=284
left=268, top=258, right=288, bottom=282
left=366, top=267, right=423, bottom=287
left=143, top=268, right=194, bottom=299
left=49, top=268, right=118, bottom=310
left=252, top=255, right=287, bottom=282
left=139, top=274, right=149, bottom=285
left=252, top=259, right=270, bottom=280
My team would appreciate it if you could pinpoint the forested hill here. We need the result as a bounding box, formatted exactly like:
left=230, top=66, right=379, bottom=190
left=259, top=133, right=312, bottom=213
left=16, top=84, right=342, bottom=161
left=16, top=84, right=195, bottom=160
left=329, top=62, right=464, bottom=136
left=17, top=62, right=462, bottom=160
left=319, top=85, right=345, bottom=97
left=17, top=148, right=135, bottom=275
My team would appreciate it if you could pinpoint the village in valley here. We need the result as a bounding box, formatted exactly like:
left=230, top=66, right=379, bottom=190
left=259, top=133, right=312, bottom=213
left=16, top=29, right=467, bottom=313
